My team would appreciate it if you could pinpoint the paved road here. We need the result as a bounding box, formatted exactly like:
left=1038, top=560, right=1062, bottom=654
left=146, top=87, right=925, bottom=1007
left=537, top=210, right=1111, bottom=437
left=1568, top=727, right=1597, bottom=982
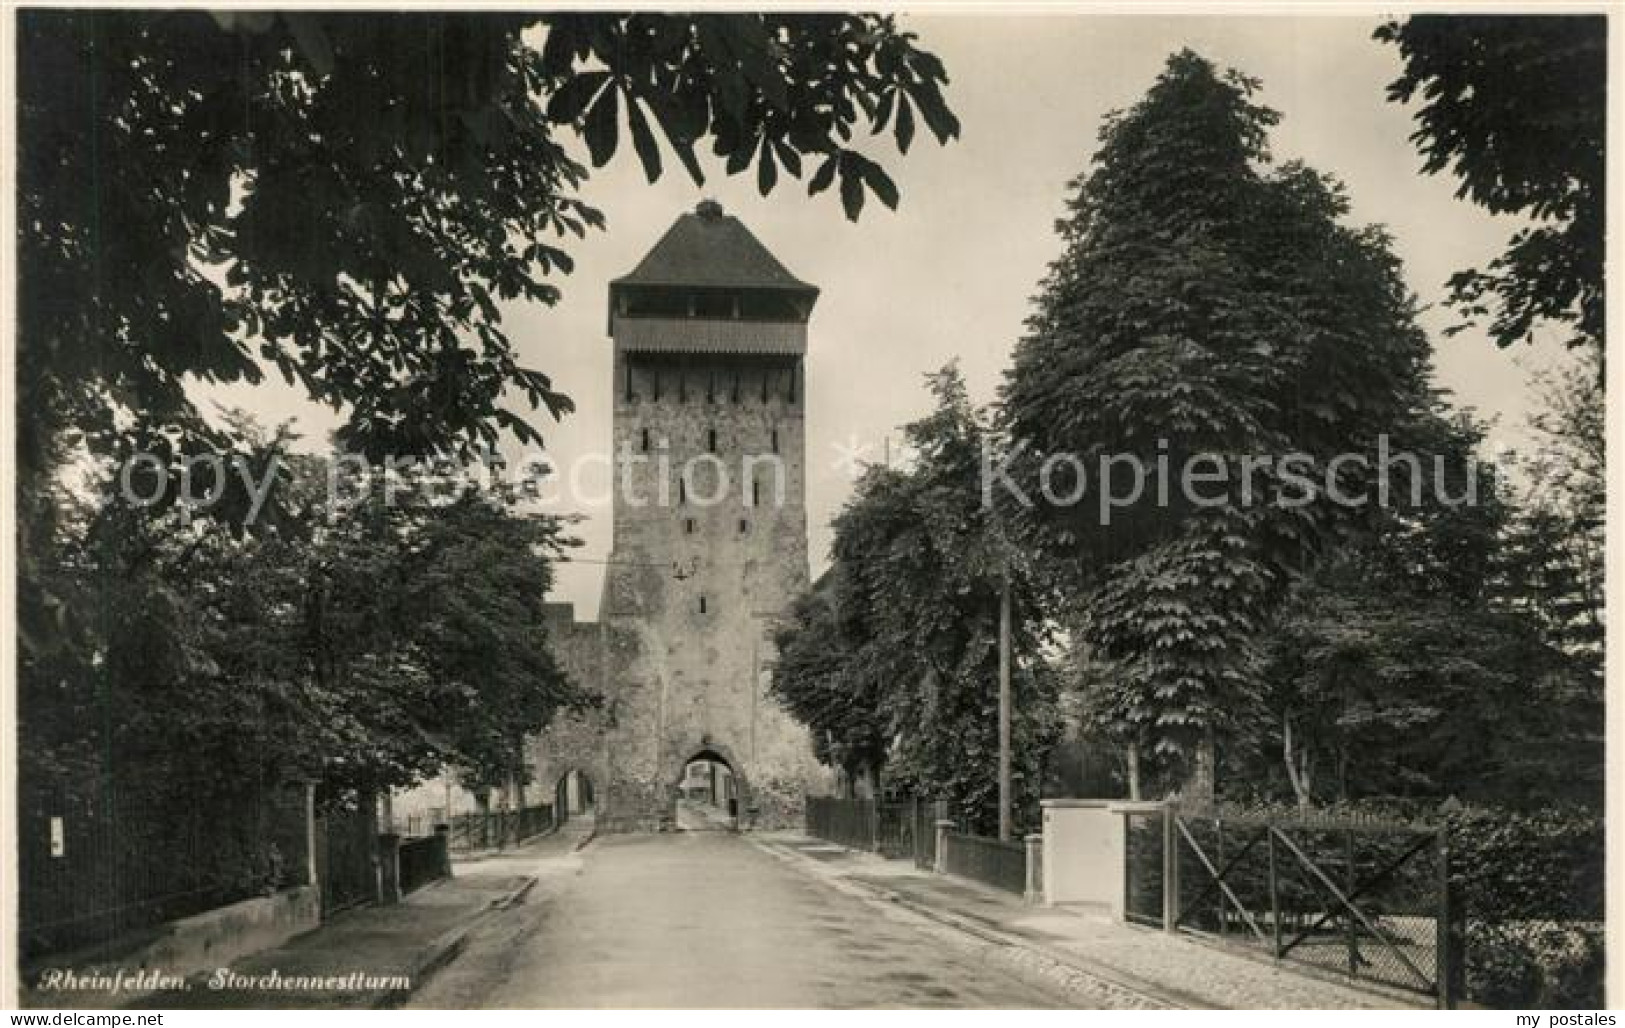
left=409, top=830, right=1059, bottom=1008
left=674, top=797, right=735, bottom=831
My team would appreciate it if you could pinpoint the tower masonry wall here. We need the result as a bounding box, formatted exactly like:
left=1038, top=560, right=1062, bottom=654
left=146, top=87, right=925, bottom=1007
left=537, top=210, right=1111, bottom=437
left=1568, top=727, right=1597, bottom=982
left=527, top=304, right=830, bottom=831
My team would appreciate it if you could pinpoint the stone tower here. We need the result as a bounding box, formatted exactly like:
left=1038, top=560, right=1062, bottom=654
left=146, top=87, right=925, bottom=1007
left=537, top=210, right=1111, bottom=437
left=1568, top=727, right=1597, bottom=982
left=530, top=200, right=828, bottom=831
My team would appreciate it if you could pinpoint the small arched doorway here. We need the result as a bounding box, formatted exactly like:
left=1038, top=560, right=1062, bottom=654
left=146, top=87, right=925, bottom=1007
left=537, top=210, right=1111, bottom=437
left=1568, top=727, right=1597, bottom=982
left=553, top=768, right=595, bottom=827
left=673, top=747, right=742, bottom=831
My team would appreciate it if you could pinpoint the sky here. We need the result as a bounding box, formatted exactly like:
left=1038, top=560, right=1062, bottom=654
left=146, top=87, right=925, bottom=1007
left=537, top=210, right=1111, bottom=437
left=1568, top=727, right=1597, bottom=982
left=200, top=12, right=1573, bottom=618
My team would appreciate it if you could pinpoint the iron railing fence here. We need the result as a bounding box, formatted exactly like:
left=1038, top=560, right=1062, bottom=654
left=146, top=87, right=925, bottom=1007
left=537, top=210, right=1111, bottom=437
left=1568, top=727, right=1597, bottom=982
left=942, top=831, right=1027, bottom=895
left=398, top=813, right=434, bottom=837
left=517, top=803, right=554, bottom=842
left=316, top=801, right=377, bottom=916
left=805, top=796, right=878, bottom=851
left=447, top=812, right=485, bottom=851
left=18, top=777, right=309, bottom=960
left=875, top=801, right=924, bottom=859
left=805, top=796, right=947, bottom=870
left=446, top=803, right=554, bottom=852
left=397, top=834, right=450, bottom=896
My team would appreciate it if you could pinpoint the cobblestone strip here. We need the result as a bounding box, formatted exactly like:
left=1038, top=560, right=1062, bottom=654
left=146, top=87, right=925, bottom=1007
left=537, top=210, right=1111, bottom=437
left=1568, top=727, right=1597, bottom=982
left=755, top=835, right=1428, bottom=1010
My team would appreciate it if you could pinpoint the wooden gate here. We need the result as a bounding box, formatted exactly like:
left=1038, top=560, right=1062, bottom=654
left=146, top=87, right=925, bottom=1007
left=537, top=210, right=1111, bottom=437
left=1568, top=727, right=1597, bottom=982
left=1146, top=808, right=1454, bottom=1006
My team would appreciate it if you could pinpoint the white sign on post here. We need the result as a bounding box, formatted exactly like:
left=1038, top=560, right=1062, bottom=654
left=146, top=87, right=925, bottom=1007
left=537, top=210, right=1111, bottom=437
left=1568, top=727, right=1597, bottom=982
left=49, top=816, right=65, bottom=858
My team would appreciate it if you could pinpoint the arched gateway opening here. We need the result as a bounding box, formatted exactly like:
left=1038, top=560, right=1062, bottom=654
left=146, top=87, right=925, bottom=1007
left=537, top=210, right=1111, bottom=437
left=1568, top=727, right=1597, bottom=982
left=553, top=768, right=596, bottom=828
left=673, top=748, right=744, bottom=831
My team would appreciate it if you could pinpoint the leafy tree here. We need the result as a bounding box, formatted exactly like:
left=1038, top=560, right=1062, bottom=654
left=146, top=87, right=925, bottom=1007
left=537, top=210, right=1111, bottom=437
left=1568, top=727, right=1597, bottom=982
left=271, top=456, right=591, bottom=796
left=1499, top=349, right=1605, bottom=673
left=1375, top=15, right=1606, bottom=361
left=396, top=487, right=587, bottom=794
left=17, top=10, right=960, bottom=667
left=17, top=10, right=957, bottom=481
left=1203, top=393, right=1601, bottom=811
left=16, top=11, right=958, bottom=876
left=773, top=367, right=1061, bottom=831
left=19, top=420, right=589, bottom=819
left=1255, top=557, right=1591, bottom=809
left=1249, top=418, right=1595, bottom=807
left=770, top=580, right=891, bottom=794
left=999, top=51, right=1435, bottom=792
left=19, top=427, right=314, bottom=807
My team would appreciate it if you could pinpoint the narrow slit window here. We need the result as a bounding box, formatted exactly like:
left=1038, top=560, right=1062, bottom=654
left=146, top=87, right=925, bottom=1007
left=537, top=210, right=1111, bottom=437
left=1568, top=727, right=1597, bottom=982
left=738, top=519, right=748, bottom=534
left=684, top=518, right=695, bottom=534
left=751, top=480, right=761, bottom=507
left=707, top=428, right=717, bottom=453
left=641, top=427, right=650, bottom=452
left=771, top=428, right=779, bottom=454
left=678, top=478, right=686, bottom=504
left=698, top=595, right=708, bottom=614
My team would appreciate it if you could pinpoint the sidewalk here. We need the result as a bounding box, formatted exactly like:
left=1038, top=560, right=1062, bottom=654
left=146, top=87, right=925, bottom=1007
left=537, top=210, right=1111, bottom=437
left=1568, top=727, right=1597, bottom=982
left=121, top=822, right=594, bottom=1010
left=754, top=832, right=1428, bottom=1010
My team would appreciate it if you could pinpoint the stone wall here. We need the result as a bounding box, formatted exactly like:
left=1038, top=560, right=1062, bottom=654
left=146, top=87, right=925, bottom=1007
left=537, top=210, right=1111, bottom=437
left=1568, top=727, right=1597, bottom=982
left=532, top=600, right=829, bottom=833
left=20, top=887, right=322, bottom=1008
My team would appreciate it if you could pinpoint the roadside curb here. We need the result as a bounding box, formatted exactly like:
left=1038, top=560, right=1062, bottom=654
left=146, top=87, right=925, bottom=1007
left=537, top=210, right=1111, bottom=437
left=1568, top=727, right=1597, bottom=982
left=749, top=837, right=1187, bottom=1010
left=493, top=875, right=539, bottom=910
left=372, top=874, right=539, bottom=1009
left=370, top=922, right=473, bottom=1009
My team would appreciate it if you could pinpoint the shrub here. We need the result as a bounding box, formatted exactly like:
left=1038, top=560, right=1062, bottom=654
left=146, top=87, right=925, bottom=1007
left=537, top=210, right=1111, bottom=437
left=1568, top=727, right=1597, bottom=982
left=1530, top=924, right=1605, bottom=1008
left=1445, top=807, right=1604, bottom=1008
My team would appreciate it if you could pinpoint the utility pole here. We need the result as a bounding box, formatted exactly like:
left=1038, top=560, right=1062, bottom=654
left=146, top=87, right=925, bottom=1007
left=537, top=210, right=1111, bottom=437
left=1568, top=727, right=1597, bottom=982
left=998, top=570, right=1013, bottom=842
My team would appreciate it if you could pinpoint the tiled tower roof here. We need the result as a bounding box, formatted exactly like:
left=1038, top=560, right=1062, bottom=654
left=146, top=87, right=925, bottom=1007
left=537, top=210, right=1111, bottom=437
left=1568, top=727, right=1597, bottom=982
left=611, top=199, right=818, bottom=296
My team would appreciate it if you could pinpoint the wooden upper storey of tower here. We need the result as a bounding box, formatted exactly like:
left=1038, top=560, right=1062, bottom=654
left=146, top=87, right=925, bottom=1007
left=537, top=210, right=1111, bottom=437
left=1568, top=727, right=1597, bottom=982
left=608, top=200, right=818, bottom=354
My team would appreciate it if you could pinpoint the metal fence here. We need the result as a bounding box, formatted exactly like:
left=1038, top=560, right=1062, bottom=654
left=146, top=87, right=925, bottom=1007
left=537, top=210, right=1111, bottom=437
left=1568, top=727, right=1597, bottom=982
left=315, top=801, right=377, bottom=916
left=804, top=796, right=944, bottom=869
left=398, top=813, right=436, bottom=837
left=18, top=777, right=309, bottom=960
left=446, top=803, right=554, bottom=852
left=398, top=833, right=450, bottom=896
left=804, top=796, right=878, bottom=851
left=874, top=801, right=919, bottom=859
left=942, top=832, right=1028, bottom=895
